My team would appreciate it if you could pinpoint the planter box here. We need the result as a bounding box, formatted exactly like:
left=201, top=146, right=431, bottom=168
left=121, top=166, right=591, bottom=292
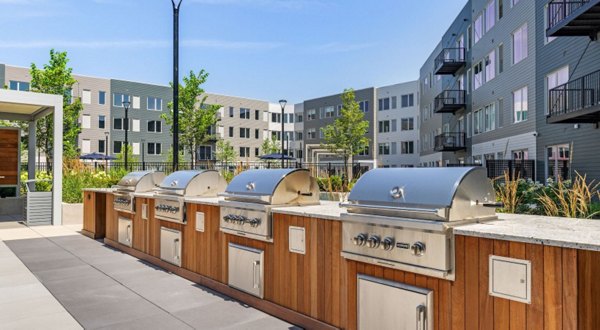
left=0, top=197, right=24, bottom=216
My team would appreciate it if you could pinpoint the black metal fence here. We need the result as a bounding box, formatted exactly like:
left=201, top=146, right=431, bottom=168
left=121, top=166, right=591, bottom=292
left=434, top=90, right=466, bottom=113
left=548, top=69, right=600, bottom=121
left=434, top=132, right=466, bottom=152
left=434, top=47, right=466, bottom=70
left=547, top=0, right=590, bottom=30
left=447, top=160, right=536, bottom=181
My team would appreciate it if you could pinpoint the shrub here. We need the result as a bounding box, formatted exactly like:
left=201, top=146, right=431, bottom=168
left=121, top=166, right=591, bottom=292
left=537, top=172, right=600, bottom=219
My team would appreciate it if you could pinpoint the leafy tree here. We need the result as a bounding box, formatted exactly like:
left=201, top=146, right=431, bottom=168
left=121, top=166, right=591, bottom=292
left=166, top=147, right=185, bottom=164
left=260, top=136, right=280, bottom=155
left=116, top=146, right=139, bottom=163
left=30, top=49, right=83, bottom=165
left=321, top=88, right=370, bottom=191
left=162, top=70, right=221, bottom=166
left=215, top=140, right=236, bottom=163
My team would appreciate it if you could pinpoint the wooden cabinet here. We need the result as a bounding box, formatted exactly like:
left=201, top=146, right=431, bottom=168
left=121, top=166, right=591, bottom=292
left=82, top=191, right=107, bottom=239
left=0, top=128, right=19, bottom=187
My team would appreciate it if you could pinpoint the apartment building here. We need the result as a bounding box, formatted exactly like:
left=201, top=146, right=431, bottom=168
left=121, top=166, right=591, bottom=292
left=375, top=81, right=420, bottom=167
left=204, top=93, right=269, bottom=161
left=302, top=87, right=377, bottom=165
left=267, top=102, right=295, bottom=158
left=291, top=103, right=304, bottom=161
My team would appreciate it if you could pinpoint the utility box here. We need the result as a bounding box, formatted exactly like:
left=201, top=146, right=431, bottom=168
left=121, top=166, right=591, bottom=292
left=489, top=255, right=531, bottom=304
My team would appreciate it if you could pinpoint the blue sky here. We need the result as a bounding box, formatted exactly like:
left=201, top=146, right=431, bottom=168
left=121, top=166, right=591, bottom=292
left=0, top=0, right=467, bottom=103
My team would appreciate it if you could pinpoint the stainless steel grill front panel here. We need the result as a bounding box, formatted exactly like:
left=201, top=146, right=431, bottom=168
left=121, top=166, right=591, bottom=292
left=220, top=205, right=270, bottom=242
left=154, top=197, right=185, bottom=224
left=113, top=192, right=135, bottom=213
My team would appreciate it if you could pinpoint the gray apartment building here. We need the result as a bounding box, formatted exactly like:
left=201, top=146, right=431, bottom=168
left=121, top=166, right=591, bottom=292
left=419, top=0, right=600, bottom=182
left=302, top=87, right=376, bottom=165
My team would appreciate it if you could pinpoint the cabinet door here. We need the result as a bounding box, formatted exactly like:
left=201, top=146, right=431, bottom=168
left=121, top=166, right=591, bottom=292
left=160, top=227, right=181, bottom=266
left=228, top=243, right=264, bottom=298
left=118, top=217, right=132, bottom=247
left=358, top=275, right=433, bottom=330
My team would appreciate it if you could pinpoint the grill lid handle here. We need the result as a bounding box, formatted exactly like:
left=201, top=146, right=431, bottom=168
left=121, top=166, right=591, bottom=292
left=389, top=186, right=403, bottom=199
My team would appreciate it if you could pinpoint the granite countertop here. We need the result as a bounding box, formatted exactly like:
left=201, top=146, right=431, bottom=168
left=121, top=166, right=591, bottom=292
left=184, top=196, right=221, bottom=206
left=132, top=192, right=156, bottom=198
left=272, top=201, right=346, bottom=221
left=82, top=188, right=114, bottom=193
left=455, top=213, right=600, bottom=251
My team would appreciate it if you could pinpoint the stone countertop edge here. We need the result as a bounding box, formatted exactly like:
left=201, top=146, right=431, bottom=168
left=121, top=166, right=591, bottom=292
left=455, top=213, right=600, bottom=252
left=183, top=197, right=221, bottom=206
left=82, top=188, right=114, bottom=193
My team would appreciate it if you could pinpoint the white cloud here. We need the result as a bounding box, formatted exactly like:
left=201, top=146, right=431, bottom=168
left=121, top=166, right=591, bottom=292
left=0, top=38, right=284, bottom=50
left=314, top=42, right=376, bottom=53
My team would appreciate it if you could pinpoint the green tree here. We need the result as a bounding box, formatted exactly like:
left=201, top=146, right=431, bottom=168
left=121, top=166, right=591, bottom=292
left=260, top=136, right=280, bottom=155
left=30, top=49, right=83, bottom=165
left=166, top=147, right=185, bottom=164
left=162, top=70, right=221, bottom=166
left=215, top=140, right=236, bottom=163
left=116, top=146, right=139, bottom=163
left=321, top=88, right=370, bottom=191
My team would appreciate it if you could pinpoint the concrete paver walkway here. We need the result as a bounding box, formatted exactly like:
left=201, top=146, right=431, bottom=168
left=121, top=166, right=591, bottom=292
left=0, top=223, right=298, bottom=329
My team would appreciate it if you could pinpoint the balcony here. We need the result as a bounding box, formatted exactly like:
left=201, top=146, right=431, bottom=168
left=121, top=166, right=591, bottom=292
left=434, top=132, right=466, bottom=152
left=434, top=48, right=466, bottom=75
left=547, top=69, right=600, bottom=123
left=434, top=90, right=466, bottom=114
left=547, top=0, right=600, bottom=39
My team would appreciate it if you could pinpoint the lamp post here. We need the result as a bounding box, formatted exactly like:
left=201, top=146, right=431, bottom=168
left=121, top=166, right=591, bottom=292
left=141, top=138, right=146, bottom=171
left=123, top=99, right=131, bottom=171
left=172, top=0, right=183, bottom=170
left=279, top=99, right=287, bottom=168
left=104, top=131, right=109, bottom=172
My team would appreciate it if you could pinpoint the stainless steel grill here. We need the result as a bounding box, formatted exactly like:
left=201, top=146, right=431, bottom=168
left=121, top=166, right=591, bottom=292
left=112, top=171, right=165, bottom=213
left=219, top=169, right=319, bottom=242
left=340, top=167, right=497, bottom=280
left=153, top=170, right=227, bottom=223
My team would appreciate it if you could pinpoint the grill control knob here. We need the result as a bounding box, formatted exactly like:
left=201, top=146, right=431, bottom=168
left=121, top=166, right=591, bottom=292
left=366, top=236, right=380, bottom=249
left=351, top=234, right=367, bottom=246
left=411, top=242, right=426, bottom=256
left=381, top=237, right=395, bottom=251
left=248, top=218, right=261, bottom=227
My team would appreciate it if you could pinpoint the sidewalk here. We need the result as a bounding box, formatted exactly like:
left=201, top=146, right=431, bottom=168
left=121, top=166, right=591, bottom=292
left=0, top=222, right=297, bottom=329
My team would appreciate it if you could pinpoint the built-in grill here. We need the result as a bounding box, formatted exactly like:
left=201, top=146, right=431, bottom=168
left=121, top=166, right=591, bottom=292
left=153, top=170, right=227, bottom=224
left=219, top=169, right=319, bottom=242
left=112, top=171, right=165, bottom=213
left=340, top=167, right=497, bottom=280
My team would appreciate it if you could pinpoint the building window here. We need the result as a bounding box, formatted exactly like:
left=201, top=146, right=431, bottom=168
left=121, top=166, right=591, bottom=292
left=401, top=118, right=414, bottom=131
left=113, top=141, right=123, bottom=154
left=307, top=109, right=317, bottom=120
left=82, top=90, right=92, bottom=105
left=9, top=81, right=29, bottom=91
left=132, top=96, right=140, bottom=109
left=513, top=23, right=528, bottom=64
left=499, top=0, right=504, bottom=19
left=99, top=115, right=105, bottom=129
left=359, top=100, right=369, bottom=112
left=378, top=120, right=390, bottom=133
left=296, top=131, right=303, bottom=140
left=513, top=149, right=528, bottom=160
left=322, top=106, right=335, bottom=118
left=401, top=141, right=414, bottom=154
left=81, top=139, right=91, bottom=154
left=474, top=13, right=483, bottom=43
left=255, top=129, right=259, bottom=139
left=485, top=0, right=495, bottom=32
left=81, top=115, right=91, bottom=129
left=228, top=107, right=234, bottom=117
left=99, top=91, right=106, bottom=105
left=296, top=114, right=303, bottom=122
left=239, top=147, right=250, bottom=158
left=255, top=148, right=260, bottom=157
left=474, top=103, right=496, bottom=135
left=401, top=94, right=414, bottom=108
left=498, top=44, right=504, bottom=73
left=240, top=108, right=250, bottom=119
left=307, top=128, right=316, bottom=139
left=358, top=146, right=369, bottom=156
left=547, top=144, right=570, bottom=180
left=271, top=112, right=281, bottom=123
left=474, top=61, right=483, bottom=90
left=239, top=127, right=250, bottom=139
left=98, top=140, right=106, bottom=154
left=113, top=118, right=129, bottom=131
left=378, top=98, right=390, bottom=111
left=228, top=127, right=234, bottom=137
left=198, top=146, right=213, bottom=160
left=546, top=66, right=569, bottom=114
left=147, top=143, right=162, bottom=155
left=112, top=93, right=130, bottom=107
left=147, top=97, right=163, bottom=111
left=391, top=96, right=397, bottom=109
left=378, top=143, right=390, bottom=155
left=513, top=86, right=528, bottom=122
left=147, top=120, right=162, bottom=133
left=485, top=50, right=496, bottom=82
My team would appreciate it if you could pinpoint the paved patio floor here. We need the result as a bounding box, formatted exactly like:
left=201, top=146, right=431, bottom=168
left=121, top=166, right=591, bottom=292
left=0, top=222, right=298, bottom=330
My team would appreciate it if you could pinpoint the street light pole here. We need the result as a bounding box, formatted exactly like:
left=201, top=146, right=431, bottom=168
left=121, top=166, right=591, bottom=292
left=141, top=138, right=146, bottom=171
left=104, top=131, right=109, bottom=172
left=279, top=99, right=287, bottom=168
left=123, top=100, right=131, bottom=171
left=172, top=0, right=183, bottom=170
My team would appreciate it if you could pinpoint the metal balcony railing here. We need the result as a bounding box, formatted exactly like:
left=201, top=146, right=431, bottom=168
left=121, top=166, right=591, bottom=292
left=547, top=0, right=600, bottom=38
left=548, top=69, right=600, bottom=123
left=434, top=132, right=466, bottom=152
left=434, top=48, right=466, bottom=75
left=434, top=90, right=466, bottom=114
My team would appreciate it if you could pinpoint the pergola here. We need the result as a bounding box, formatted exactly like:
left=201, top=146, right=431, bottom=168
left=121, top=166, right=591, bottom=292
left=0, top=89, right=63, bottom=225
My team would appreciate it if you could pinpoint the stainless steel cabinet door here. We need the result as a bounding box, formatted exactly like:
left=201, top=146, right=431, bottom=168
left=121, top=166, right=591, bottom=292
left=228, top=243, right=264, bottom=298
left=358, top=274, right=433, bottom=330
left=118, top=217, right=132, bottom=247
left=160, top=227, right=181, bottom=266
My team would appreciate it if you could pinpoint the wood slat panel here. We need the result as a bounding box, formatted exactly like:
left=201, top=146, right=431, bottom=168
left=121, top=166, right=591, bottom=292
left=493, top=240, right=510, bottom=330
left=561, top=248, right=577, bottom=330
left=509, top=241, right=527, bottom=330
left=465, top=236, right=480, bottom=330
left=451, top=235, right=465, bottom=330
left=527, top=243, right=545, bottom=330
left=577, top=249, right=600, bottom=330
left=544, top=245, right=563, bottom=330
left=479, top=238, right=494, bottom=330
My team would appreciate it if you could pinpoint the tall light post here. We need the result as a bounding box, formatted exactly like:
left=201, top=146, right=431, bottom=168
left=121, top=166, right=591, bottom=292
left=123, top=99, right=131, bottom=171
left=141, top=138, right=146, bottom=171
left=279, top=99, right=287, bottom=168
left=172, top=0, right=183, bottom=170
left=104, top=131, right=109, bottom=172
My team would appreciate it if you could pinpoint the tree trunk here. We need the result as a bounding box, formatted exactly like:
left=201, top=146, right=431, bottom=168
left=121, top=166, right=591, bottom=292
left=343, top=155, right=349, bottom=192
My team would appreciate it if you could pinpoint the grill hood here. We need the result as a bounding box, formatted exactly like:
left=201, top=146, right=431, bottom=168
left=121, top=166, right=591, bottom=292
left=220, top=168, right=319, bottom=205
left=341, top=167, right=497, bottom=222
left=114, top=171, right=165, bottom=192
left=156, top=170, right=227, bottom=197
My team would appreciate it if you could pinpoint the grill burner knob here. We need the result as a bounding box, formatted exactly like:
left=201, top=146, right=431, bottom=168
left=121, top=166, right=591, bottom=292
left=351, top=234, right=367, bottom=246
left=381, top=237, right=395, bottom=251
left=366, top=236, right=380, bottom=249
left=411, top=242, right=426, bottom=256
left=248, top=218, right=261, bottom=227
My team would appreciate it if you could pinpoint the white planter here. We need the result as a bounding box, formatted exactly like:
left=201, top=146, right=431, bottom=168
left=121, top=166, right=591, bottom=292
left=62, top=203, right=83, bottom=225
